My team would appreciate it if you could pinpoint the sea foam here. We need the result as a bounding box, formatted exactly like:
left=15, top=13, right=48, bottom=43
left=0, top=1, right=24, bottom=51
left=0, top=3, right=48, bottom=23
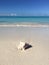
left=0, top=24, right=49, bottom=27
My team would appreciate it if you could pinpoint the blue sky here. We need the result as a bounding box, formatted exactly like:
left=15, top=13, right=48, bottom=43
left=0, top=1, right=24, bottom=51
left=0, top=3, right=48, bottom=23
left=0, top=0, right=49, bottom=16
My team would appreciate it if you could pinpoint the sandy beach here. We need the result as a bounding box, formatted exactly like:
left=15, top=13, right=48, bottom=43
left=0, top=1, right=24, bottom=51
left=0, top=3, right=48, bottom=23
left=0, top=26, right=49, bottom=65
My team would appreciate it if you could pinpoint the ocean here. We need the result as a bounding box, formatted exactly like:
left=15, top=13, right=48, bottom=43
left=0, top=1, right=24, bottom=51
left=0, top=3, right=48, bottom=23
left=0, top=16, right=49, bottom=27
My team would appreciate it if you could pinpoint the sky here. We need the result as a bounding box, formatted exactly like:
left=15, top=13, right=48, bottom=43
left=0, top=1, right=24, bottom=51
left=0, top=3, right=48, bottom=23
left=0, top=0, right=49, bottom=16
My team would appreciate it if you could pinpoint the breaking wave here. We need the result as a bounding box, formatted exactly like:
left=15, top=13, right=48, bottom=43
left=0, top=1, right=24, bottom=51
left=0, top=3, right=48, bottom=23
left=0, top=24, right=49, bottom=27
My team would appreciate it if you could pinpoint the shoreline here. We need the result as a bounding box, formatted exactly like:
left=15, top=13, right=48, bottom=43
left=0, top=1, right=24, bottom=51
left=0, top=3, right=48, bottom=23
left=0, top=24, right=49, bottom=27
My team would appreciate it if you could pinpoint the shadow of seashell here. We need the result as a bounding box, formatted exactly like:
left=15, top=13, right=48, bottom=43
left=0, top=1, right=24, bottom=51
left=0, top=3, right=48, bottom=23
left=24, top=43, right=32, bottom=50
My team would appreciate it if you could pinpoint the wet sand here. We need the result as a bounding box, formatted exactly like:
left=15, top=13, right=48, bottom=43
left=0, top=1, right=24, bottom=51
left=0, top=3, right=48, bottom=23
left=0, top=27, right=49, bottom=65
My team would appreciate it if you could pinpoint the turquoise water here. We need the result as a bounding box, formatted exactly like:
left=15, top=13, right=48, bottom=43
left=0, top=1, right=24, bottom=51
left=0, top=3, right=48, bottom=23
left=0, top=16, right=49, bottom=25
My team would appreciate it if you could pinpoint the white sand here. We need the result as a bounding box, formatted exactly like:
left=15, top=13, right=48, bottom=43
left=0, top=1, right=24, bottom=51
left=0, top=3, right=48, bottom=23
left=0, top=27, right=49, bottom=65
